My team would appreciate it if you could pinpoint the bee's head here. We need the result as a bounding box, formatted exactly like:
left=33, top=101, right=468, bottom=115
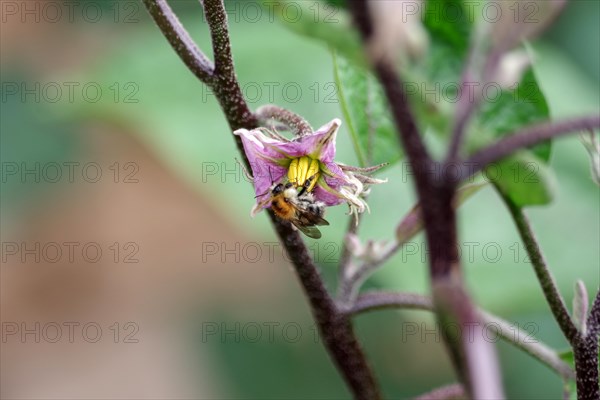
left=272, top=182, right=293, bottom=195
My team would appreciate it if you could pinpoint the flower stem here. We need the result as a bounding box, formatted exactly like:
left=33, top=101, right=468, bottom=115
left=143, top=1, right=380, bottom=397
left=255, top=104, right=313, bottom=137
left=498, top=189, right=579, bottom=343
left=270, top=215, right=380, bottom=399
left=349, top=3, right=504, bottom=397
left=202, top=0, right=256, bottom=132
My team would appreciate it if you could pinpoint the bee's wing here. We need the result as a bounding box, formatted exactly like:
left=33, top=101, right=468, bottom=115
left=304, top=213, right=329, bottom=226
left=296, top=210, right=329, bottom=226
left=291, top=220, right=322, bottom=239
left=292, top=200, right=330, bottom=226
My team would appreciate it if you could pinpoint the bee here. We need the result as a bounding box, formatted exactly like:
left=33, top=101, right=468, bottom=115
left=269, top=175, right=329, bottom=239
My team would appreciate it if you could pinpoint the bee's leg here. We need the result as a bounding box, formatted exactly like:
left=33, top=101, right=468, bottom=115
left=298, top=174, right=316, bottom=197
left=307, top=203, right=324, bottom=217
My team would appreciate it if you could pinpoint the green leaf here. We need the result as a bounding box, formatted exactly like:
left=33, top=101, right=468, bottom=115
left=422, top=0, right=473, bottom=82
left=260, top=0, right=364, bottom=66
left=474, top=67, right=555, bottom=207
left=403, top=0, right=476, bottom=137
left=558, top=349, right=575, bottom=366
left=477, top=68, right=552, bottom=160
left=332, top=51, right=402, bottom=167
left=487, top=152, right=557, bottom=207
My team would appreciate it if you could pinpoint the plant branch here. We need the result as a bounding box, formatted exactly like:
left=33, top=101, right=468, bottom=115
left=144, top=1, right=380, bottom=398
left=202, top=0, right=256, bottom=131
left=499, top=189, right=600, bottom=398
left=338, top=182, right=488, bottom=307
left=349, top=291, right=575, bottom=381
left=337, top=214, right=363, bottom=299
left=414, top=383, right=465, bottom=400
left=270, top=216, right=380, bottom=399
left=349, top=3, right=504, bottom=397
left=574, top=289, right=600, bottom=399
left=462, top=116, right=600, bottom=181
left=447, top=40, right=507, bottom=163
left=447, top=68, right=478, bottom=163
left=337, top=239, right=401, bottom=307
left=586, top=289, right=600, bottom=339
left=498, top=190, right=579, bottom=344
left=142, top=0, right=214, bottom=83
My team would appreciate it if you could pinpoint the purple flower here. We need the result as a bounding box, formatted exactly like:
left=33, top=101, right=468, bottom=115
left=234, top=119, right=386, bottom=218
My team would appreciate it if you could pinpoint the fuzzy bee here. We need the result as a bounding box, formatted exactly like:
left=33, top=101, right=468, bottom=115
left=266, top=174, right=329, bottom=239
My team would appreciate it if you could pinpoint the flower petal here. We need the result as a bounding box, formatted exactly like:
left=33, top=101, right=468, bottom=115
left=268, top=119, right=341, bottom=162
left=313, top=183, right=345, bottom=206
left=234, top=128, right=287, bottom=201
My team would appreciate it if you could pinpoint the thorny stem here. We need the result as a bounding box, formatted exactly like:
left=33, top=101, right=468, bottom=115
left=255, top=104, right=313, bottom=137
left=143, top=1, right=380, bottom=398
left=499, top=192, right=579, bottom=343
left=350, top=292, right=576, bottom=381
left=350, top=3, right=504, bottom=398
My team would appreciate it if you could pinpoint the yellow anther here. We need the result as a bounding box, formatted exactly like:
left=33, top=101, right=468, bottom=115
left=288, top=158, right=299, bottom=185
left=287, top=156, right=320, bottom=192
left=297, top=156, right=310, bottom=186
left=306, top=158, right=319, bottom=192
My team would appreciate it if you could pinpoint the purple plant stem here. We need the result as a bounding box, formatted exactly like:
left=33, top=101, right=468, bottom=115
left=143, top=1, right=380, bottom=398
left=349, top=2, right=504, bottom=398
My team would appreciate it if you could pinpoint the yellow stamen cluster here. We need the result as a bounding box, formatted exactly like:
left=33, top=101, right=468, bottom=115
left=288, top=156, right=320, bottom=192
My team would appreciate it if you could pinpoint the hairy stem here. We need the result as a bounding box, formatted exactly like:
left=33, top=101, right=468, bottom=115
left=499, top=190, right=579, bottom=343
left=574, top=290, right=600, bottom=399
left=143, top=1, right=380, bottom=398
left=255, top=104, right=313, bottom=137
left=350, top=291, right=575, bottom=381
left=350, top=3, right=505, bottom=397
left=587, top=290, right=600, bottom=339
left=270, top=216, right=380, bottom=399
left=463, top=116, right=600, bottom=181
left=202, top=0, right=256, bottom=131
left=141, top=0, right=214, bottom=82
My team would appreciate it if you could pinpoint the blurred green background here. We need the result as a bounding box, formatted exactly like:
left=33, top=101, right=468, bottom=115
left=1, top=0, right=598, bottom=398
